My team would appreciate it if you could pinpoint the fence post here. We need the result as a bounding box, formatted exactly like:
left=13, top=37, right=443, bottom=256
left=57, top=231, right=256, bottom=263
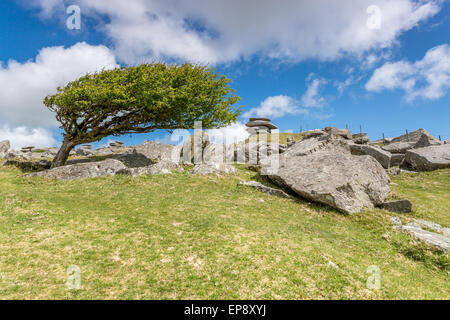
left=406, top=129, right=409, bottom=142
left=382, top=133, right=385, bottom=146
left=360, top=125, right=363, bottom=144
left=439, top=135, right=441, bottom=141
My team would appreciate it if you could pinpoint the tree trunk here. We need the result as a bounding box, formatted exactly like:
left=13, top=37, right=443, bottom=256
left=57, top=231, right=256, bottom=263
left=51, top=139, right=76, bottom=168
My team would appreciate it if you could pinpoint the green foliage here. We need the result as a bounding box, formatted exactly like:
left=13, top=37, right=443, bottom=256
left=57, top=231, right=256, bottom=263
left=44, top=63, right=241, bottom=144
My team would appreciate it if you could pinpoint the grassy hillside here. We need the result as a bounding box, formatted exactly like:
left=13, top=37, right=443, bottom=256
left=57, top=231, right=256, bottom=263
left=0, top=162, right=448, bottom=299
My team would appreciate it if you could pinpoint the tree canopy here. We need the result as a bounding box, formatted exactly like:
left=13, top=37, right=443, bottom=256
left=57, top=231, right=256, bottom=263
left=44, top=62, right=241, bottom=167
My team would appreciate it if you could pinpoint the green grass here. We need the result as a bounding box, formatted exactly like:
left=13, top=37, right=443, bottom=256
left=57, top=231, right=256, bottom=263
left=242, top=132, right=306, bottom=145
left=0, top=163, right=448, bottom=299
left=389, top=170, right=450, bottom=227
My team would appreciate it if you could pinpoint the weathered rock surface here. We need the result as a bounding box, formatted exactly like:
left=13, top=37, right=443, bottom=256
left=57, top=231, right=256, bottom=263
left=286, top=137, right=295, bottom=148
left=117, top=161, right=182, bottom=176
left=350, top=144, right=391, bottom=169
left=3, top=159, right=51, bottom=171
left=382, top=142, right=415, bottom=154
left=415, top=219, right=450, bottom=237
left=112, top=151, right=152, bottom=168
left=390, top=128, right=437, bottom=144
left=413, top=133, right=442, bottom=149
left=189, top=163, right=236, bottom=175
left=390, top=153, right=405, bottom=167
left=404, top=144, right=450, bottom=171
left=282, top=135, right=350, bottom=159
left=303, top=129, right=326, bottom=140
left=379, top=199, right=412, bottom=213
left=27, top=159, right=127, bottom=180
left=238, top=180, right=290, bottom=198
left=352, top=133, right=370, bottom=144
left=395, top=222, right=450, bottom=252
left=129, top=141, right=179, bottom=163
left=323, top=127, right=352, bottom=140
left=263, top=151, right=390, bottom=214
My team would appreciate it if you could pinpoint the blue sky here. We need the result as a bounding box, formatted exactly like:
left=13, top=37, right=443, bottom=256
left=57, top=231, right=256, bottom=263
left=0, top=0, right=449, bottom=149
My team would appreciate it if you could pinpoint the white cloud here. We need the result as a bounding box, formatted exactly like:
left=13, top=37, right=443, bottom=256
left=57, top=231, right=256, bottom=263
left=0, top=125, right=57, bottom=149
left=301, top=75, right=327, bottom=107
left=0, top=42, right=118, bottom=128
left=206, top=122, right=250, bottom=144
left=366, top=44, right=450, bottom=101
left=243, top=95, right=306, bottom=119
left=29, top=0, right=442, bottom=64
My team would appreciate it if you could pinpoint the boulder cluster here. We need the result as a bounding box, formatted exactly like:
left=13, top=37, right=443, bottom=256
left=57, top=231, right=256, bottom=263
left=1, top=126, right=448, bottom=215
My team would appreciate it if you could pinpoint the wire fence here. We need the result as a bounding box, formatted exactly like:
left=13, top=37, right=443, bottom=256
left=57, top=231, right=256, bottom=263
left=298, top=124, right=449, bottom=142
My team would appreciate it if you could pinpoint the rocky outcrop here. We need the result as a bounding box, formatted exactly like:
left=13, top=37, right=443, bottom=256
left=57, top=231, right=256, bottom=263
left=130, top=140, right=179, bottom=163
left=394, top=222, right=450, bottom=252
left=382, top=142, right=415, bottom=154
left=352, top=133, right=370, bottom=144
left=390, top=153, right=405, bottom=167
left=404, top=144, right=450, bottom=171
left=189, top=163, right=236, bottom=175
left=390, top=128, right=437, bottom=144
left=269, top=153, right=390, bottom=214
left=350, top=144, right=391, bottom=169
left=238, top=180, right=291, bottom=198
left=379, top=199, right=412, bottom=213
left=27, top=159, right=127, bottom=180
left=117, top=161, right=182, bottom=176
left=413, top=133, right=442, bottom=149
left=260, top=133, right=390, bottom=214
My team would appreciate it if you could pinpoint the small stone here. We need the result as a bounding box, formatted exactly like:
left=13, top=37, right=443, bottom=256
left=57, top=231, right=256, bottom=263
left=380, top=200, right=412, bottom=213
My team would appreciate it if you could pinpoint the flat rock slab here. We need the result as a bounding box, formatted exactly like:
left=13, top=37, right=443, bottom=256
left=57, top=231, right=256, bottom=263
left=379, top=199, right=412, bottom=213
left=238, top=180, right=291, bottom=198
left=382, top=142, right=415, bottom=154
left=117, top=161, right=182, bottom=176
left=27, top=159, right=127, bottom=180
left=246, top=120, right=278, bottom=129
left=350, top=144, right=391, bottom=169
left=404, top=144, right=450, bottom=171
left=396, top=223, right=450, bottom=252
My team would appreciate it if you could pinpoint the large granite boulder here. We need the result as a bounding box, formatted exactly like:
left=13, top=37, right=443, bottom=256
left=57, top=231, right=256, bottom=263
left=264, top=152, right=390, bottom=214
left=413, top=133, right=442, bottom=149
left=323, top=127, right=352, bottom=140
left=130, top=140, right=179, bottom=163
left=390, top=128, right=437, bottom=144
left=352, top=133, right=370, bottom=144
left=27, top=159, right=127, bottom=180
left=350, top=144, right=391, bottom=169
left=112, top=151, right=152, bottom=168
left=404, top=144, right=450, bottom=171
left=282, top=135, right=350, bottom=159
left=382, top=142, right=415, bottom=154
left=189, top=163, right=236, bottom=175
left=117, top=161, right=182, bottom=176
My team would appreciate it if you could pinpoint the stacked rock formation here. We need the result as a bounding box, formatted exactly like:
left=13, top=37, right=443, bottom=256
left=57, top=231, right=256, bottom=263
left=245, top=118, right=278, bottom=135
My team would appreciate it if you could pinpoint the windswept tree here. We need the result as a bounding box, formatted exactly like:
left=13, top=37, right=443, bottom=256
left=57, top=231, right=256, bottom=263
left=44, top=63, right=241, bottom=168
